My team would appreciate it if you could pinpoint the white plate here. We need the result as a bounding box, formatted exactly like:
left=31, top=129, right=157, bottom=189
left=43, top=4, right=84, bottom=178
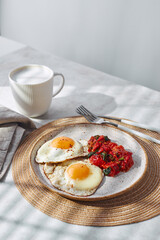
left=30, top=123, right=148, bottom=201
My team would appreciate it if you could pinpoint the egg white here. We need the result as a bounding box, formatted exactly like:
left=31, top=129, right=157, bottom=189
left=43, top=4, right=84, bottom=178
left=43, top=159, right=103, bottom=196
left=36, top=138, right=88, bottom=163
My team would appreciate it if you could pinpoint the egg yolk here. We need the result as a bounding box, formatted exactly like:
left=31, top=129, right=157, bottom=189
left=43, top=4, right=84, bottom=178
left=51, top=136, right=74, bottom=149
left=67, top=163, right=90, bottom=180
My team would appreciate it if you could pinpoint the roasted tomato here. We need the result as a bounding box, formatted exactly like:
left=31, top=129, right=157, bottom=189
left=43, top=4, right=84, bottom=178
left=88, top=135, right=134, bottom=177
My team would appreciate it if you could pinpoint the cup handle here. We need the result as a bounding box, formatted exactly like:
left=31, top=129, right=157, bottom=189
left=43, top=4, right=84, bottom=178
left=52, top=73, right=65, bottom=97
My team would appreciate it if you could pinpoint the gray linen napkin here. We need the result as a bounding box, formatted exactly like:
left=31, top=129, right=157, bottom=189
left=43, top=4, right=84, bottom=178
left=0, top=105, right=36, bottom=180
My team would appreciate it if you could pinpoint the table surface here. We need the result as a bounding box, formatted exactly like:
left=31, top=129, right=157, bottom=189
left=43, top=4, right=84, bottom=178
left=0, top=37, right=160, bottom=240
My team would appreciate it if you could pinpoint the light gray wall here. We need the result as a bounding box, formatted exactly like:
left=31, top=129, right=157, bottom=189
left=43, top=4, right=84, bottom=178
left=1, top=0, right=160, bottom=91
left=0, top=0, right=1, bottom=35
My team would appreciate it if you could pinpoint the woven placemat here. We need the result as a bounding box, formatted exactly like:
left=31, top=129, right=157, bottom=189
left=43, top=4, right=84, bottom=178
left=12, top=116, right=160, bottom=226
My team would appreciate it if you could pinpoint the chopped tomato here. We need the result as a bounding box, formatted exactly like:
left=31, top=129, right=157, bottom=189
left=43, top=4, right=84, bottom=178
left=88, top=135, right=134, bottom=177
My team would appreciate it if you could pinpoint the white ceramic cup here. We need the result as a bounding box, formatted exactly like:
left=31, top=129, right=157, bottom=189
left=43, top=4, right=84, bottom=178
left=9, top=64, right=65, bottom=117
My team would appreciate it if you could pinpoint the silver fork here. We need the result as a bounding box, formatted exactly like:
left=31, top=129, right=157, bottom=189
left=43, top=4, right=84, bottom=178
left=76, top=105, right=160, bottom=145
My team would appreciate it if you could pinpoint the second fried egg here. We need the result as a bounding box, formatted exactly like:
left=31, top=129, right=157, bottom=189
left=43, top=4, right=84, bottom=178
left=43, top=159, right=103, bottom=196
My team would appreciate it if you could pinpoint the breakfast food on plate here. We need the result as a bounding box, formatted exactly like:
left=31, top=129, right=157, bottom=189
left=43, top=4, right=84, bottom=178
left=35, top=134, right=134, bottom=197
left=87, top=135, right=134, bottom=177
left=43, top=159, right=103, bottom=196
left=36, top=136, right=88, bottom=163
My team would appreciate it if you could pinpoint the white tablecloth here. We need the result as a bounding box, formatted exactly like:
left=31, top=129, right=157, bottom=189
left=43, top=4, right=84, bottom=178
left=0, top=42, right=160, bottom=240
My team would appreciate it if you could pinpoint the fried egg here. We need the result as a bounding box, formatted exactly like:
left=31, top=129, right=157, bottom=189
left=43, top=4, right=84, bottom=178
left=36, top=136, right=88, bottom=163
left=43, top=159, right=103, bottom=196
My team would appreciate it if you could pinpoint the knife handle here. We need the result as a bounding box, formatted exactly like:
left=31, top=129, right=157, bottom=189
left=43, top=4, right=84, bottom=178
left=118, top=125, right=160, bottom=144
left=121, top=119, right=160, bottom=133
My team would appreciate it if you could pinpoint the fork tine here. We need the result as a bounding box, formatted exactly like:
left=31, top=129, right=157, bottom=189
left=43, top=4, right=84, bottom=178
left=77, top=110, right=93, bottom=122
left=77, top=107, right=95, bottom=121
left=76, top=108, right=83, bottom=116
left=76, top=107, right=87, bottom=116
left=79, top=105, right=97, bottom=120
left=76, top=107, right=93, bottom=121
left=83, top=115, right=93, bottom=122
left=77, top=107, right=96, bottom=122
left=76, top=107, right=95, bottom=122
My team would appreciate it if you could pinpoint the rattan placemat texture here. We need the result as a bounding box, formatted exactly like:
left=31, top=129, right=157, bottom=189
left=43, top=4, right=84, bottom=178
left=12, top=117, right=160, bottom=226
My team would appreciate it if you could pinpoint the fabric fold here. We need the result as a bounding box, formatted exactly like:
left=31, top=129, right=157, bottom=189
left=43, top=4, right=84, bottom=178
left=0, top=105, right=36, bottom=180
left=0, top=105, right=36, bottom=129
